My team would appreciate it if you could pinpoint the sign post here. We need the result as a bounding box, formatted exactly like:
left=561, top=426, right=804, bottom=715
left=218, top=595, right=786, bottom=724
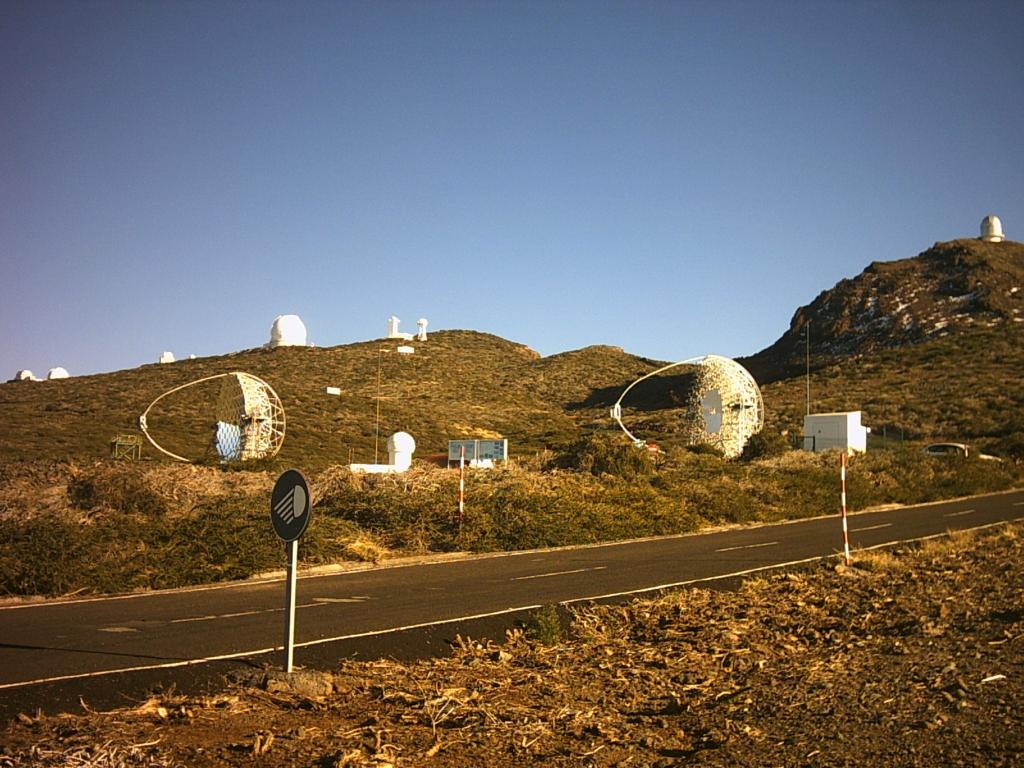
left=458, top=445, right=465, bottom=529
left=270, top=469, right=312, bottom=673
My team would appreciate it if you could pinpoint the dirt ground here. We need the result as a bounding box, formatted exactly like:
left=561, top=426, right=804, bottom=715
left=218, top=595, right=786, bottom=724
left=2, top=524, right=1022, bottom=768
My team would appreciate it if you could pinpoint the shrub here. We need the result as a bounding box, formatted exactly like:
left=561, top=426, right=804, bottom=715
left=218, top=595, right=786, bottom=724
left=559, top=434, right=654, bottom=478
left=524, top=604, right=564, bottom=645
left=67, top=462, right=169, bottom=517
left=740, top=429, right=791, bottom=461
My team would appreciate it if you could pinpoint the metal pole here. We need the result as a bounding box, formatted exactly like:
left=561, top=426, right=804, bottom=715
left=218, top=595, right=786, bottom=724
left=840, top=452, right=851, bottom=566
left=374, top=347, right=383, bottom=464
left=805, top=320, right=811, bottom=416
left=283, top=539, right=298, bottom=673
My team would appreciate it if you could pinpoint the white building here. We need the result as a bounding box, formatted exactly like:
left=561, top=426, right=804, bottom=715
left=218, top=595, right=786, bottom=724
left=803, top=411, right=869, bottom=454
left=47, top=367, right=70, bottom=380
left=386, top=316, right=414, bottom=341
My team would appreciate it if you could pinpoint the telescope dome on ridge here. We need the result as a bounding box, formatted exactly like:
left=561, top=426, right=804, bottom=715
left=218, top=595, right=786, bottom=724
left=268, top=314, right=308, bottom=348
left=980, top=215, right=1005, bottom=243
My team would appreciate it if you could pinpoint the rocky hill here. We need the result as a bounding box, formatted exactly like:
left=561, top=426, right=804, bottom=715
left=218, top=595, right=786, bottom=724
left=743, top=238, right=1024, bottom=383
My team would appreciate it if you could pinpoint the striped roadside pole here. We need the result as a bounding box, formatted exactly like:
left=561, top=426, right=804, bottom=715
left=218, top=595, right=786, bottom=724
left=840, top=451, right=851, bottom=566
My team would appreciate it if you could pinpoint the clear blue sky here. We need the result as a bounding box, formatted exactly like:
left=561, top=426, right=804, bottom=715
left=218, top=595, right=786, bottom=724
left=2, top=0, right=1021, bottom=378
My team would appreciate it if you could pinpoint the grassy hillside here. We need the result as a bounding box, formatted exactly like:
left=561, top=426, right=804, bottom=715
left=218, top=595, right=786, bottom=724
left=761, top=324, right=1024, bottom=458
left=0, top=331, right=659, bottom=470
left=4, top=311, right=1021, bottom=471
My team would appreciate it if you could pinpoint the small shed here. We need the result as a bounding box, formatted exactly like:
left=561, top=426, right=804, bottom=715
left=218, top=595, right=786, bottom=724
left=803, top=411, right=869, bottom=454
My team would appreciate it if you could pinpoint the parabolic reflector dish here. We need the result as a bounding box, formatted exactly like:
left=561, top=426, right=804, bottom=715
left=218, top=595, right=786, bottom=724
left=611, top=354, right=764, bottom=459
left=139, top=371, right=286, bottom=463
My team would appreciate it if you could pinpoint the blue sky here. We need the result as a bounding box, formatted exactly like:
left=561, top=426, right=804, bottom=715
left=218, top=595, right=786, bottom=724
left=2, top=0, right=1021, bottom=378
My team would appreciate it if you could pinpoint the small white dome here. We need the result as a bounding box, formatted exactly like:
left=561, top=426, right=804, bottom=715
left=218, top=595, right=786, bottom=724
left=386, top=431, right=416, bottom=471
left=980, top=215, right=1005, bottom=242
left=268, top=314, right=308, bottom=348
left=387, top=431, right=416, bottom=453
left=47, top=367, right=70, bottom=379
left=14, top=369, right=38, bottom=381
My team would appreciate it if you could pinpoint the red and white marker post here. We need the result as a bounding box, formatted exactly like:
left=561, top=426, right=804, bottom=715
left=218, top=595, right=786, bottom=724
left=840, top=452, right=851, bottom=566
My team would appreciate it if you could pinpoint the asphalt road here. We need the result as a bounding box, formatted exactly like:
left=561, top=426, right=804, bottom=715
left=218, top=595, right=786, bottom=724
left=2, top=488, right=1022, bottom=717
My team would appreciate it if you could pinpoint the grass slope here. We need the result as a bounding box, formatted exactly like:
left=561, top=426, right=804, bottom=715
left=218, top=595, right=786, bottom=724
left=762, top=324, right=1024, bottom=457
left=0, top=331, right=658, bottom=470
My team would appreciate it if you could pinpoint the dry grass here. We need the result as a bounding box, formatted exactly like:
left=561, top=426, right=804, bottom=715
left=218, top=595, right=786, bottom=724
left=853, top=548, right=909, bottom=574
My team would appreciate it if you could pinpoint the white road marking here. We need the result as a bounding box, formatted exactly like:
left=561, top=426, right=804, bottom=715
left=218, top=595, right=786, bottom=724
left=563, top=519, right=1024, bottom=607
left=943, top=509, right=975, bottom=518
left=850, top=523, right=893, bottom=532
left=169, top=602, right=328, bottom=624
left=513, top=567, right=607, bottom=581
left=312, top=596, right=372, bottom=604
left=98, top=627, right=138, bottom=633
left=0, top=605, right=544, bottom=691
left=715, top=541, right=779, bottom=553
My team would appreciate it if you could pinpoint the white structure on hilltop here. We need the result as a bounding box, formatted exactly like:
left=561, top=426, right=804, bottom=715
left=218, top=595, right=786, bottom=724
left=350, top=431, right=417, bottom=474
left=803, top=411, right=870, bottom=454
left=980, top=215, right=1005, bottom=243
left=47, top=367, right=70, bottom=380
left=267, top=314, right=308, bottom=348
left=417, top=318, right=429, bottom=341
left=386, top=316, right=414, bottom=341
left=159, top=351, right=175, bottom=364
left=14, top=370, right=40, bottom=381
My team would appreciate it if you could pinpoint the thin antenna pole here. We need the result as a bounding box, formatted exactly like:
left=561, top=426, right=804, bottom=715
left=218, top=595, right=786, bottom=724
left=805, top=320, right=811, bottom=416
left=374, top=347, right=383, bottom=463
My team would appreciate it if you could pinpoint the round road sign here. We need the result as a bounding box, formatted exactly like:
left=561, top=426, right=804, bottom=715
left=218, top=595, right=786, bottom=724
left=270, top=469, right=312, bottom=542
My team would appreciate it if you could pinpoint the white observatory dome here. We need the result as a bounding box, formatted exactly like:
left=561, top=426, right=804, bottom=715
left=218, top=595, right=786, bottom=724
left=47, top=367, right=70, bottom=380
left=268, top=314, right=308, bottom=348
left=980, top=215, right=1005, bottom=243
left=387, top=431, right=416, bottom=471
left=387, top=431, right=416, bottom=454
left=14, top=370, right=39, bottom=382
